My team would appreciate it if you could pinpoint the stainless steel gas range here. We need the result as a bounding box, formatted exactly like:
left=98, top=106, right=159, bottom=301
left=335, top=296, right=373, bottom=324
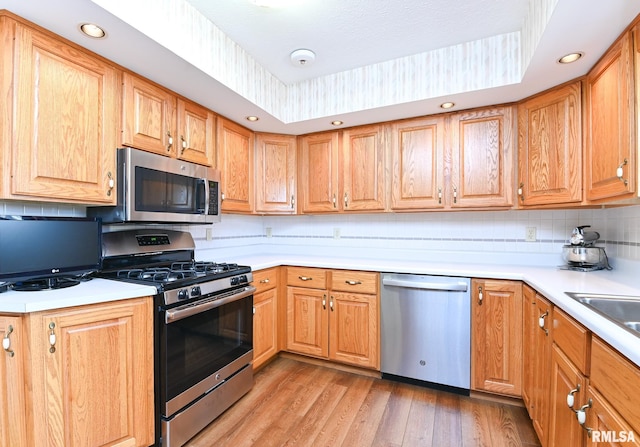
left=100, top=229, right=255, bottom=447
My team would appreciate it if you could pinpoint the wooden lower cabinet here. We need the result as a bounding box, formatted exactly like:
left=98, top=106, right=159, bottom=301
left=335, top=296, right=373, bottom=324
left=286, top=268, right=379, bottom=370
left=471, top=279, right=522, bottom=396
left=252, top=267, right=280, bottom=370
left=0, top=297, right=154, bottom=447
left=585, top=386, right=640, bottom=446
left=0, top=316, right=27, bottom=447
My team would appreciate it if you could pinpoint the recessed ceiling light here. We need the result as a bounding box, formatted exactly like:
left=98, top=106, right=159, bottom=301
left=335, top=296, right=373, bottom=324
left=79, top=23, right=106, bottom=39
left=331, top=120, right=344, bottom=126
left=440, top=102, right=455, bottom=109
left=246, top=116, right=259, bottom=122
left=558, top=52, right=584, bottom=64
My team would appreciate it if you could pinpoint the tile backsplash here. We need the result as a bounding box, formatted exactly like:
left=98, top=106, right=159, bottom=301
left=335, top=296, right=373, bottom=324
left=3, top=200, right=639, bottom=265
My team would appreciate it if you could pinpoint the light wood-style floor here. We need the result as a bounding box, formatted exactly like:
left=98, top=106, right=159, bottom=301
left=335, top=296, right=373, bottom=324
left=185, top=357, right=541, bottom=447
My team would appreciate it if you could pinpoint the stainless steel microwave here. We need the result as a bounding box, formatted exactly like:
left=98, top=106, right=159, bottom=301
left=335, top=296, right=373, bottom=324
left=88, top=147, right=221, bottom=224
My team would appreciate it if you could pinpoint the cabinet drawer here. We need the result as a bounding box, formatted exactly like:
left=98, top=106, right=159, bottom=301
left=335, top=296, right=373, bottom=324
left=330, top=270, right=378, bottom=294
left=553, top=307, right=590, bottom=375
left=286, top=267, right=327, bottom=289
left=590, top=337, right=640, bottom=434
left=253, top=268, right=278, bottom=294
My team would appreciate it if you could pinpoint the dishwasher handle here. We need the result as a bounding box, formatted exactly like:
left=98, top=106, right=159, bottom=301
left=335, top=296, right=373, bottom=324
left=382, top=276, right=468, bottom=292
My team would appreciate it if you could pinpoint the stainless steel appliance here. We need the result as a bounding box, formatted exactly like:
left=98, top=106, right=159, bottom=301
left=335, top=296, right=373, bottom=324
left=88, top=147, right=221, bottom=224
left=380, top=273, right=471, bottom=394
left=100, top=229, right=254, bottom=447
left=561, top=225, right=611, bottom=271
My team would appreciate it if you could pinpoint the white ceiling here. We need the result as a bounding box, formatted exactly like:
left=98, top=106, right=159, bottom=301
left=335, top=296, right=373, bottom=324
left=1, top=0, right=639, bottom=135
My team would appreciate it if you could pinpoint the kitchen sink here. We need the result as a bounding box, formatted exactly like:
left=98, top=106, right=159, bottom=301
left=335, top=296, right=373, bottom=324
left=565, top=292, right=640, bottom=337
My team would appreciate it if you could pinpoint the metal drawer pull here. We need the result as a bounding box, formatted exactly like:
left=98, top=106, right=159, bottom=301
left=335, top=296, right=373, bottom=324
left=167, top=131, right=173, bottom=151
left=538, top=311, right=549, bottom=335
left=2, top=325, right=14, bottom=357
left=617, top=158, right=628, bottom=185
left=330, top=296, right=334, bottom=311
left=345, top=280, right=362, bottom=285
left=107, top=171, right=114, bottom=196
left=259, top=279, right=270, bottom=284
left=567, top=384, right=580, bottom=409
left=575, top=399, right=593, bottom=436
left=478, top=286, right=483, bottom=304
left=322, top=294, right=326, bottom=310
left=48, top=322, right=56, bottom=354
left=298, top=276, right=313, bottom=281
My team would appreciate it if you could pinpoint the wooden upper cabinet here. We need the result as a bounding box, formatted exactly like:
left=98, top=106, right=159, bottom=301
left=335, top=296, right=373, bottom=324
left=391, top=116, right=446, bottom=210
left=122, top=72, right=216, bottom=166
left=450, top=106, right=515, bottom=208
left=585, top=28, right=636, bottom=201
left=8, top=20, right=118, bottom=204
left=341, top=125, right=386, bottom=211
left=176, top=99, right=215, bottom=166
left=217, top=117, right=254, bottom=213
left=299, top=132, right=340, bottom=213
left=122, top=72, right=176, bottom=157
left=518, top=82, right=582, bottom=207
left=255, top=133, right=297, bottom=214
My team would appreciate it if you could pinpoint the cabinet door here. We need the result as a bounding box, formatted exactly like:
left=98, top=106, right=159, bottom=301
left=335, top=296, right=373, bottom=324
left=0, top=316, right=27, bottom=447
left=585, top=387, right=640, bottom=447
left=217, top=117, right=254, bottom=213
left=450, top=107, right=515, bottom=208
left=522, top=285, right=536, bottom=413
left=28, top=298, right=154, bottom=447
left=531, top=294, right=552, bottom=444
left=176, top=99, right=215, bottom=166
left=11, top=23, right=118, bottom=204
left=255, top=133, right=297, bottom=214
left=299, top=132, right=340, bottom=213
left=286, top=287, right=328, bottom=358
left=122, top=72, right=177, bottom=157
left=548, top=345, right=586, bottom=447
left=585, top=30, right=635, bottom=201
left=341, top=125, right=386, bottom=211
left=329, top=291, right=379, bottom=369
left=517, top=82, right=582, bottom=206
left=253, top=287, right=278, bottom=370
left=471, top=279, right=522, bottom=396
left=391, top=117, right=445, bottom=210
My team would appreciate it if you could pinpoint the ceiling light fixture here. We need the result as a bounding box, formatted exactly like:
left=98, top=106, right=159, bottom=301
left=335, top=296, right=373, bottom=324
left=79, top=23, right=106, bottom=39
left=290, top=49, right=315, bottom=67
left=246, top=116, right=259, bottom=122
left=440, top=102, right=455, bottom=109
left=558, top=52, right=584, bottom=64
left=331, top=120, right=343, bottom=126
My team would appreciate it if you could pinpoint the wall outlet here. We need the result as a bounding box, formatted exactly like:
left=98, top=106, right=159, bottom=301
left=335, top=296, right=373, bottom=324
left=206, top=228, right=213, bottom=241
left=266, top=227, right=272, bottom=238
left=333, top=227, right=341, bottom=239
left=525, top=226, right=537, bottom=242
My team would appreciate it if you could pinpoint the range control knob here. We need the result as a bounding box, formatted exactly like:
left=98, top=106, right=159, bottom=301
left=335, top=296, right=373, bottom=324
left=191, top=286, right=201, bottom=297
left=230, top=276, right=240, bottom=286
left=177, top=289, right=189, bottom=300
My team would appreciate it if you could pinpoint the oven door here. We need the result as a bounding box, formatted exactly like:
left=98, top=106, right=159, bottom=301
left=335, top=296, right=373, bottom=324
left=159, top=286, right=255, bottom=418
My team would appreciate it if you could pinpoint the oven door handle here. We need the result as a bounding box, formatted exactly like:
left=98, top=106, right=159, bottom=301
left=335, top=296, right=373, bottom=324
left=165, top=285, right=256, bottom=324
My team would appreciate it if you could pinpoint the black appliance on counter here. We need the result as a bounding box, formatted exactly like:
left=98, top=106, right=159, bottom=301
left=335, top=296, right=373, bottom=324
left=0, top=215, right=102, bottom=291
left=100, top=229, right=254, bottom=447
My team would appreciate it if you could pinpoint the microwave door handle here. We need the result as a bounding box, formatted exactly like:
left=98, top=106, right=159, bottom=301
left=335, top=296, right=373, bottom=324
left=196, top=179, right=207, bottom=214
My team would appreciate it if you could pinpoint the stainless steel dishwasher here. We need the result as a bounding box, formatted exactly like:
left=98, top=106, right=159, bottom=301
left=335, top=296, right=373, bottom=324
left=380, top=273, right=471, bottom=393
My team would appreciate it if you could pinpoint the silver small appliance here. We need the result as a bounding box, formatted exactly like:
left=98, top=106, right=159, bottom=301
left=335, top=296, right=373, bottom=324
left=561, top=225, right=611, bottom=271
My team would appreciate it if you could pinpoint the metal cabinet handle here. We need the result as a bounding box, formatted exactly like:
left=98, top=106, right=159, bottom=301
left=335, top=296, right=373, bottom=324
left=538, top=311, right=549, bottom=335
left=478, top=286, right=483, bottom=304
left=180, top=135, right=187, bottom=153
left=221, top=192, right=225, bottom=201
left=107, top=171, right=115, bottom=197
left=617, top=158, right=628, bottom=185
left=438, top=187, right=442, bottom=204
left=2, top=325, right=14, bottom=357
left=575, top=399, right=593, bottom=437
left=322, top=294, right=326, bottom=310
left=291, top=195, right=295, bottom=209
left=298, top=276, right=313, bottom=281
left=453, top=186, right=458, bottom=204
left=167, top=131, right=173, bottom=152
left=259, top=279, right=270, bottom=284
left=567, top=384, right=581, bottom=410
left=518, top=182, right=524, bottom=201
left=332, top=194, right=337, bottom=208
left=344, top=192, right=349, bottom=208
left=330, top=296, right=334, bottom=311
left=48, top=322, right=56, bottom=354
left=345, top=280, right=362, bottom=286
